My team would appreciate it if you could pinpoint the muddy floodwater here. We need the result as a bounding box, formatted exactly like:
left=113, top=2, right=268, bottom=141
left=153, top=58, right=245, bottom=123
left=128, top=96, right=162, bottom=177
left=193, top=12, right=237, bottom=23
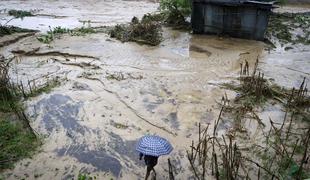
left=0, top=1, right=309, bottom=180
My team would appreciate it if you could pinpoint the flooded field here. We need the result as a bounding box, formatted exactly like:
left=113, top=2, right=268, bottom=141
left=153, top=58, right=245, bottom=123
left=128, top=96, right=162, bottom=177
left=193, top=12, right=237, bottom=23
left=0, top=0, right=309, bottom=179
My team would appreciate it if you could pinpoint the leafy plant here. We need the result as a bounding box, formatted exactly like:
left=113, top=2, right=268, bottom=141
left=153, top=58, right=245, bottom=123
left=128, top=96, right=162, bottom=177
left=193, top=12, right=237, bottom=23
left=159, top=0, right=191, bottom=27
left=160, top=0, right=191, bottom=17
left=70, top=21, right=96, bottom=36
left=37, top=23, right=97, bottom=44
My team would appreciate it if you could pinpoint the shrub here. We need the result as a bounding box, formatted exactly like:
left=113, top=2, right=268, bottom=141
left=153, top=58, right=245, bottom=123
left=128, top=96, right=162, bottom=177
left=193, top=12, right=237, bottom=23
left=110, top=16, right=162, bottom=46
left=159, top=0, right=191, bottom=27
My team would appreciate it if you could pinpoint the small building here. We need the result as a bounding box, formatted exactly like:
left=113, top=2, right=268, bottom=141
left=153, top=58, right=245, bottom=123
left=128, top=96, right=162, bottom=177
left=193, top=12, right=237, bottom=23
left=191, top=0, right=276, bottom=40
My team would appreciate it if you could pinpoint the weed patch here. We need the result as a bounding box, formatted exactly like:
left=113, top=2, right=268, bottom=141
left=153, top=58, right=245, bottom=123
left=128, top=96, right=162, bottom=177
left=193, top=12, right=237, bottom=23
left=37, top=23, right=100, bottom=44
left=26, top=78, right=61, bottom=98
left=0, top=57, right=39, bottom=170
left=0, top=118, right=39, bottom=170
left=267, top=13, right=310, bottom=45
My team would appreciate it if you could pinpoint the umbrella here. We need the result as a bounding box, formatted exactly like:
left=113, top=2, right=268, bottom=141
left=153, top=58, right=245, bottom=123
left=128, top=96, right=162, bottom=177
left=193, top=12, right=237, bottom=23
left=136, top=135, right=173, bottom=157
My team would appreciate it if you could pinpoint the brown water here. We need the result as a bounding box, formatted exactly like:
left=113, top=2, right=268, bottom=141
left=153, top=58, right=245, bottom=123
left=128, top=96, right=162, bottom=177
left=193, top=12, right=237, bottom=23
left=0, top=1, right=309, bottom=179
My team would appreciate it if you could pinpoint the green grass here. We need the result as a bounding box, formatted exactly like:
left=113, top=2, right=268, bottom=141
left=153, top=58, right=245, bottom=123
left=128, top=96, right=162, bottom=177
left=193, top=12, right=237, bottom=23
left=0, top=97, right=22, bottom=113
left=0, top=118, right=39, bottom=170
left=26, top=79, right=60, bottom=98
left=0, top=86, right=23, bottom=113
left=37, top=25, right=97, bottom=44
left=0, top=62, right=40, bottom=171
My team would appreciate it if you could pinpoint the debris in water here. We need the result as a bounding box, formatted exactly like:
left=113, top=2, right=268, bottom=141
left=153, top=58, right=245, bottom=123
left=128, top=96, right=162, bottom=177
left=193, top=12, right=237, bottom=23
left=109, top=16, right=163, bottom=46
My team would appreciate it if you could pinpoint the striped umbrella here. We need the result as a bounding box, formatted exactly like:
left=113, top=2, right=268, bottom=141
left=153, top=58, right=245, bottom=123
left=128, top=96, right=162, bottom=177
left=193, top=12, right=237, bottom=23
left=136, top=135, right=173, bottom=157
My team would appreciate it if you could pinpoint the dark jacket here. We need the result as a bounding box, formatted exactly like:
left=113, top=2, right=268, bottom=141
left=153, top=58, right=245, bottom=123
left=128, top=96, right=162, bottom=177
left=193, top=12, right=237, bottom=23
left=139, top=153, right=158, bottom=167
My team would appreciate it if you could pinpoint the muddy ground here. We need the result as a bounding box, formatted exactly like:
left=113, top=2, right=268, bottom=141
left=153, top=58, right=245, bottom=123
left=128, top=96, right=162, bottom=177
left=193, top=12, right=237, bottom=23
left=0, top=1, right=309, bottom=180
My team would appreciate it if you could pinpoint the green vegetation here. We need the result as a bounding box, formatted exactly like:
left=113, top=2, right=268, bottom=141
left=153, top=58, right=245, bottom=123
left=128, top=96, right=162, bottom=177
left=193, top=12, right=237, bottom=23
left=77, top=174, right=97, bottom=180
left=37, top=23, right=99, bottom=44
left=110, top=16, right=162, bottom=46
left=277, top=0, right=287, bottom=5
left=8, top=10, right=34, bottom=19
left=71, top=21, right=96, bottom=36
left=0, top=26, right=36, bottom=37
left=0, top=9, right=36, bottom=37
left=211, top=61, right=310, bottom=179
left=0, top=118, right=39, bottom=169
left=187, top=75, right=310, bottom=180
left=37, top=26, right=70, bottom=44
left=109, top=0, right=192, bottom=45
left=267, top=13, right=310, bottom=45
left=0, top=58, right=39, bottom=170
left=111, top=121, right=128, bottom=129
left=26, top=79, right=61, bottom=98
left=159, top=0, right=191, bottom=28
left=222, top=60, right=286, bottom=107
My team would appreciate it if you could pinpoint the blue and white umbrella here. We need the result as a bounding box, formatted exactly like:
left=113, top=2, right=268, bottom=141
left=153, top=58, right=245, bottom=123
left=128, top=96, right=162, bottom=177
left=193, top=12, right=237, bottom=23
left=136, top=135, right=173, bottom=157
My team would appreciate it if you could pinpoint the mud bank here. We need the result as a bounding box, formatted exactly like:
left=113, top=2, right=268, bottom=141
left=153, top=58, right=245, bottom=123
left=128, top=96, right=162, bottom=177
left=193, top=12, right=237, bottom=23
left=0, top=1, right=309, bottom=179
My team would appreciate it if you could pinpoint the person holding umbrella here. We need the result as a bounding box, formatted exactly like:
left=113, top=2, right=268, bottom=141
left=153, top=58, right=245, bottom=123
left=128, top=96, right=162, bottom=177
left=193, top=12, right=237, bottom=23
left=136, top=135, right=173, bottom=180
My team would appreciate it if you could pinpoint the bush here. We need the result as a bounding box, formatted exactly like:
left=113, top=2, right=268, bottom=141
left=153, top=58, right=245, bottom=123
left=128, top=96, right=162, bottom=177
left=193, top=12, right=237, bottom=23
left=110, top=16, right=162, bottom=46
left=159, top=0, right=191, bottom=27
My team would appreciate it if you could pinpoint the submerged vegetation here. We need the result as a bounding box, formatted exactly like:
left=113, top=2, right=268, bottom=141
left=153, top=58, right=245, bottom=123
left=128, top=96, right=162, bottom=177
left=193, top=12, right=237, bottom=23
left=0, top=26, right=36, bottom=37
left=109, top=16, right=163, bottom=46
left=222, top=59, right=309, bottom=110
left=8, top=10, right=34, bottom=19
left=37, top=26, right=69, bottom=44
left=186, top=118, right=310, bottom=179
left=182, top=60, right=310, bottom=179
left=267, top=12, right=310, bottom=45
left=0, top=9, right=37, bottom=37
left=37, top=23, right=98, bottom=44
